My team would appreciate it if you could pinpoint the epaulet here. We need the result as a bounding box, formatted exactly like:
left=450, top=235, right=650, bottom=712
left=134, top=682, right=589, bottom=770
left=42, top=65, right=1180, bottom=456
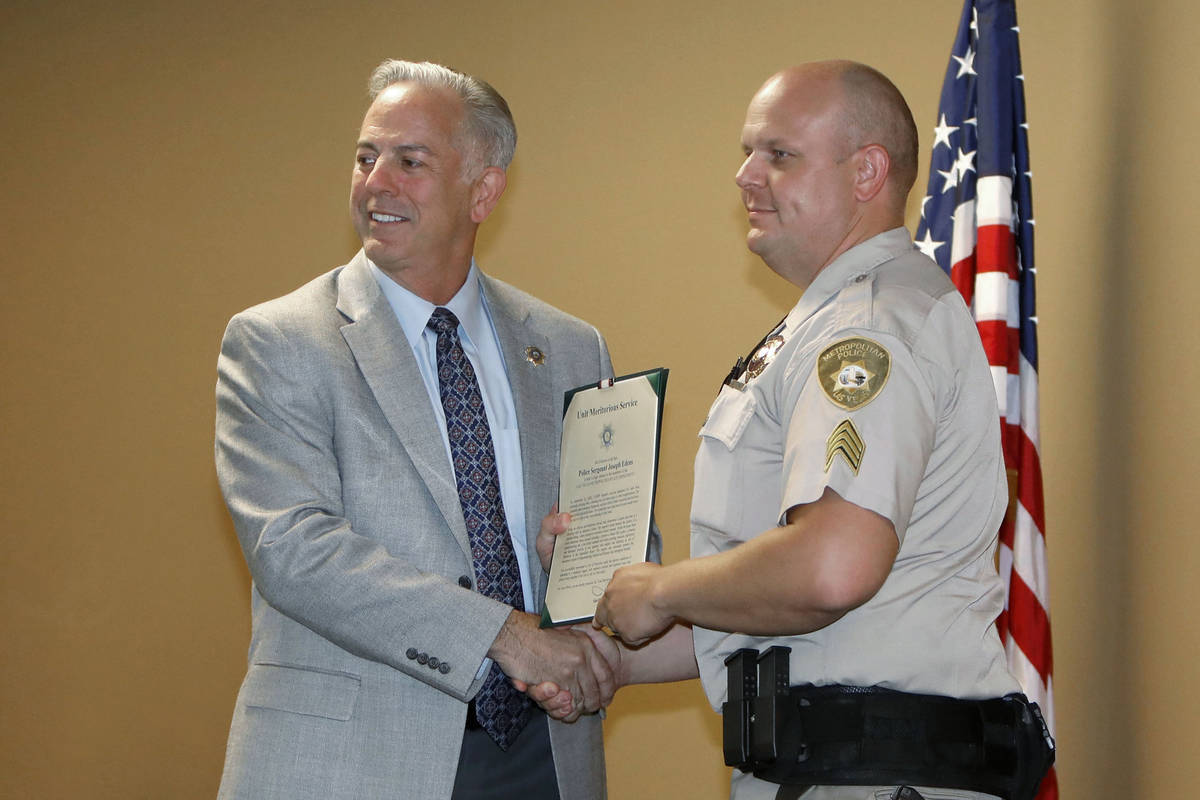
left=830, top=271, right=875, bottom=331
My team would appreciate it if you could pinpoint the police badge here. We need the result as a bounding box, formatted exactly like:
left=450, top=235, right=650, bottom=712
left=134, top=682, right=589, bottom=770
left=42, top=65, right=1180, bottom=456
left=817, top=337, right=891, bottom=410
left=746, top=334, right=786, bottom=381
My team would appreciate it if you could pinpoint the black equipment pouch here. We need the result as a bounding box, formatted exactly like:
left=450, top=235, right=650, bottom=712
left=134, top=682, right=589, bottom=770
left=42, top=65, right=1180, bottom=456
left=752, top=646, right=791, bottom=763
left=722, top=650, right=1055, bottom=800
left=721, top=649, right=758, bottom=769
left=1011, top=696, right=1056, bottom=800
left=723, top=646, right=791, bottom=768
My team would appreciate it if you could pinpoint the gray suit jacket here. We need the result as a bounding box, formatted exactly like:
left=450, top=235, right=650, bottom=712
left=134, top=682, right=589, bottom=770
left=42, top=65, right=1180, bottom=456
left=215, top=253, right=628, bottom=799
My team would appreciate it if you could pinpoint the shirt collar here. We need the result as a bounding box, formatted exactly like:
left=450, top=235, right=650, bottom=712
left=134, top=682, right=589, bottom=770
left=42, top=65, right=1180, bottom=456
left=369, top=258, right=491, bottom=350
left=813, top=227, right=914, bottom=293
left=782, top=227, right=915, bottom=333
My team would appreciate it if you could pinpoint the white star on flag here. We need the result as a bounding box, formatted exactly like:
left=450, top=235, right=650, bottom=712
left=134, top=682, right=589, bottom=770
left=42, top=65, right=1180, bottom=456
left=915, top=230, right=944, bottom=260
left=954, top=48, right=977, bottom=78
left=954, top=147, right=977, bottom=180
left=932, top=114, right=959, bottom=150
left=938, top=165, right=960, bottom=193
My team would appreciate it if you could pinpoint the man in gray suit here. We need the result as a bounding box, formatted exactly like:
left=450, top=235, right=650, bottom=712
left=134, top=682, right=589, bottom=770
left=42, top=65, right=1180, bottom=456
left=215, top=59, right=631, bottom=800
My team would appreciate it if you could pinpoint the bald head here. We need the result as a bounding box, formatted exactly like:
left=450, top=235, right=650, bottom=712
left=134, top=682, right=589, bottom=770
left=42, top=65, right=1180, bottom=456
left=735, top=60, right=919, bottom=287
left=836, top=62, right=919, bottom=198
left=769, top=61, right=919, bottom=207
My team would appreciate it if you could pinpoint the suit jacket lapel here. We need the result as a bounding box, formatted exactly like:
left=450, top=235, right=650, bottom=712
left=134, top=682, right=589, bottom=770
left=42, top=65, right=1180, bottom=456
left=335, top=254, right=472, bottom=561
left=482, top=275, right=558, bottom=609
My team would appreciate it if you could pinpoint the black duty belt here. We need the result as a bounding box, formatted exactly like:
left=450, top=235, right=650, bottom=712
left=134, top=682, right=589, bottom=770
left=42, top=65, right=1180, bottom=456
left=723, top=647, right=1054, bottom=800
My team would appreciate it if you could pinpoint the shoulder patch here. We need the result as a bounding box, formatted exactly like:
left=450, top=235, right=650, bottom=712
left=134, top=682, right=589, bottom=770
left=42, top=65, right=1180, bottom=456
left=816, top=337, right=891, bottom=410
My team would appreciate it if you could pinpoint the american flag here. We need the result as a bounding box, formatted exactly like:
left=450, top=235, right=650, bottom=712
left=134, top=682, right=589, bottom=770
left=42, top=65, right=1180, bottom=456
left=914, top=1, right=1056, bottom=797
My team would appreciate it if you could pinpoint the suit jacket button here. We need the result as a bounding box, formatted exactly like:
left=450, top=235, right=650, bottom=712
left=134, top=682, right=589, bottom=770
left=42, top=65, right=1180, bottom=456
left=458, top=575, right=472, bottom=589
left=406, top=648, right=418, bottom=660
left=417, top=652, right=429, bottom=665
left=439, top=663, right=451, bottom=674
left=428, top=657, right=440, bottom=669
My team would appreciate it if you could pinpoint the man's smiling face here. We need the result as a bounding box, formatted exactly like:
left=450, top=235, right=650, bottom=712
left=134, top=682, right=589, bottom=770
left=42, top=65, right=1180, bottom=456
left=349, top=82, right=479, bottom=286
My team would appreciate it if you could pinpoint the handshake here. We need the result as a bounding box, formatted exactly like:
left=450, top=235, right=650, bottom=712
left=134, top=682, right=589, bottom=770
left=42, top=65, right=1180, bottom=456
left=487, top=509, right=676, bottom=722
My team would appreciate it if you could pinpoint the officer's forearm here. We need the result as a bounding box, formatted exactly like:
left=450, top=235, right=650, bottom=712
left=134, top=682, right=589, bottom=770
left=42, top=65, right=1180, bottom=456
left=653, top=488, right=897, bottom=635
left=617, top=622, right=699, bottom=686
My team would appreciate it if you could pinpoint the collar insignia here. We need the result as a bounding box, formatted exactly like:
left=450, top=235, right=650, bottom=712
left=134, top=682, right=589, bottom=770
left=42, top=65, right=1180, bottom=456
left=525, top=345, right=546, bottom=366
left=746, top=334, right=786, bottom=381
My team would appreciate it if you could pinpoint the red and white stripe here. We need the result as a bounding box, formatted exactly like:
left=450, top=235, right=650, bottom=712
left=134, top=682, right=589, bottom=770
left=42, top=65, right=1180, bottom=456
left=949, top=175, right=1056, bottom=794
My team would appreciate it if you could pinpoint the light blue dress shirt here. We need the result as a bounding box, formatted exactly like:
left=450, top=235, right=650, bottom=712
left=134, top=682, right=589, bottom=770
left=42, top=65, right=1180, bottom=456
left=369, top=260, right=533, bottom=617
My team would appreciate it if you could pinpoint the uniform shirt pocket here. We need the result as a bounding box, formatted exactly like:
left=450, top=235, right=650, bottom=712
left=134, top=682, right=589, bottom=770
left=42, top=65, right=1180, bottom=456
left=692, top=387, right=759, bottom=543
left=699, top=386, right=758, bottom=450
left=243, top=662, right=361, bottom=721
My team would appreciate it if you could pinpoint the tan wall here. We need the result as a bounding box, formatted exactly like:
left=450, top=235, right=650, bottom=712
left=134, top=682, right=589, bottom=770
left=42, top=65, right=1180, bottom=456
left=2, top=0, right=1196, bottom=796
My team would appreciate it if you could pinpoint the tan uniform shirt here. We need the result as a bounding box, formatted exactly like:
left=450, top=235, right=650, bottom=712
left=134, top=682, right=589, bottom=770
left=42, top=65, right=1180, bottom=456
left=691, top=229, right=1020, bottom=800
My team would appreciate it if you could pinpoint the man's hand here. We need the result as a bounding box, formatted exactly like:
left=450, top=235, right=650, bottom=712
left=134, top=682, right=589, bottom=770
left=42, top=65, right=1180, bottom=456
left=535, top=506, right=571, bottom=573
left=519, top=680, right=575, bottom=719
left=515, top=626, right=625, bottom=721
left=594, top=562, right=674, bottom=645
left=490, top=611, right=615, bottom=722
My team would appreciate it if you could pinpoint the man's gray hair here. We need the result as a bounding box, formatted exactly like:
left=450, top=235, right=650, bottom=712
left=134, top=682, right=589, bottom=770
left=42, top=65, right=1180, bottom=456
left=367, top=59, right=517, bottom=174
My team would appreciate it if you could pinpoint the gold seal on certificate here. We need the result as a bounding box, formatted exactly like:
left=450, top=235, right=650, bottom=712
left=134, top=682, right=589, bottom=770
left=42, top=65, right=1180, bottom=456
left=540, top=368, right=668, bottom=627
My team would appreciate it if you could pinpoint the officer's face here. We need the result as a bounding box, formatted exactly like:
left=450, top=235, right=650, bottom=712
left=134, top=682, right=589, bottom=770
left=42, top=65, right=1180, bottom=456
left=350, top=83, right=480, bottom=286
left=735, top=71, right=861, bottom=287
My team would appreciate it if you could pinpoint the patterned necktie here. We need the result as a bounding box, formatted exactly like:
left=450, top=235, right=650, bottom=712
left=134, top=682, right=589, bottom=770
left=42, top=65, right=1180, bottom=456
left=427, top=307, right=531, bottom=750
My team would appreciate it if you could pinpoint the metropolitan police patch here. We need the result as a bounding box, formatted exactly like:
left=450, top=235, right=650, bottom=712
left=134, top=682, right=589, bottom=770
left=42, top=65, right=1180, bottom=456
left=817, top=337, right=891, bottom=410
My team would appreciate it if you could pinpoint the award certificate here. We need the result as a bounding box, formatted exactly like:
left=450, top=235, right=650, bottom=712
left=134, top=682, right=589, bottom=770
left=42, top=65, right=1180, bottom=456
left=540, top=368, right=668, bottom=626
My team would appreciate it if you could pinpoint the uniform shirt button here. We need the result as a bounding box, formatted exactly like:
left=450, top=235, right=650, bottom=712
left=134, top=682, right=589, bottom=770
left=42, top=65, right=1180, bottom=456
left=458, top=575, right=472, bottom=589
left=439, top=663, right=451, bottom=675
left=428, top=657, right=440, bottom=669
left=406, top=648, right=418, bottom=660
left=417, top=652, right=429, bottom=665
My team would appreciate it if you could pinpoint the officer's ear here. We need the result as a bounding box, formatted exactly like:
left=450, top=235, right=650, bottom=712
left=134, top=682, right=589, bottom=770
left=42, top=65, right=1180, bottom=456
left=851, top=144, right=890, bottom=203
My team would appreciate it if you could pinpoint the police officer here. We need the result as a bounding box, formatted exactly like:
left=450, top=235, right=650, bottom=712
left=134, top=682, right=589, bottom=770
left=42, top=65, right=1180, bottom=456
left=528, top=61, right=1050, bottom=800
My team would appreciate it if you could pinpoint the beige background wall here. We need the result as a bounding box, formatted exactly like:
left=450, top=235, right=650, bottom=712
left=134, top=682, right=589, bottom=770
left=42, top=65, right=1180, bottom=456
left=2, top=0, right=1196, bottom=797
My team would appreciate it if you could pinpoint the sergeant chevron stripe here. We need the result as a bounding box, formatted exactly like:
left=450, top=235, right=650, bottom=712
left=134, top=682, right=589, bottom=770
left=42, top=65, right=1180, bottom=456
left=824, top=419, right=865, bottom=474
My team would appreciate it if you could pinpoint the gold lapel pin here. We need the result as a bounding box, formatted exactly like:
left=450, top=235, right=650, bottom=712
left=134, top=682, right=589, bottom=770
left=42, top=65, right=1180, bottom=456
left=525, top=346, right=546, bottom=366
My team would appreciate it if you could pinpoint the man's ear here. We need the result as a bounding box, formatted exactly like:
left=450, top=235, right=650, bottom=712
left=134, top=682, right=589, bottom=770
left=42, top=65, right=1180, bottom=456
left=852, top=144, right=890, bottom=203
left=470, top=166, right=507, bottom=224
